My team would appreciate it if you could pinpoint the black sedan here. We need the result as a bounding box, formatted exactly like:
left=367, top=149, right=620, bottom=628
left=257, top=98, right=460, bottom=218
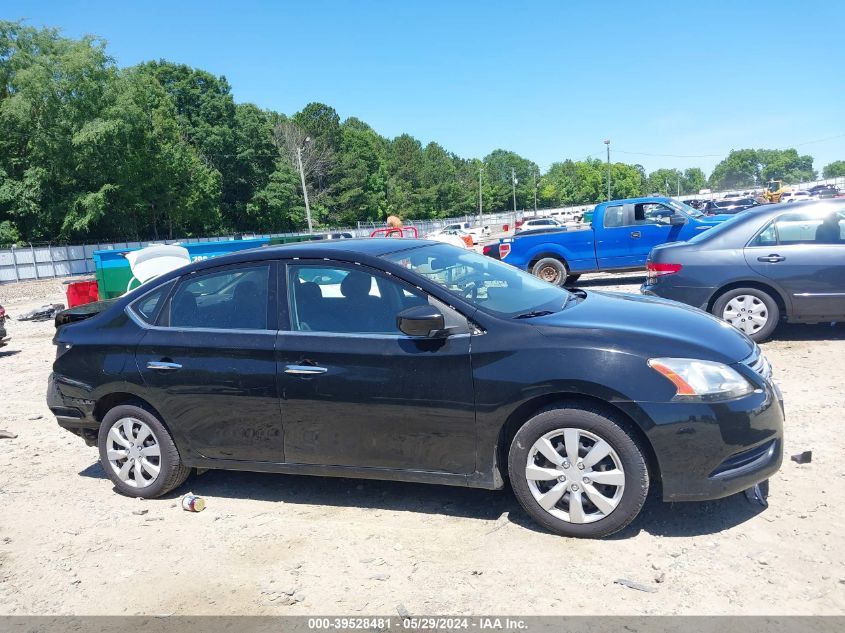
left=642, top=200, right=845, bottom=341
left=702, top=198, right=759, bottom=215
left=49, top=239, right=783, bottom=538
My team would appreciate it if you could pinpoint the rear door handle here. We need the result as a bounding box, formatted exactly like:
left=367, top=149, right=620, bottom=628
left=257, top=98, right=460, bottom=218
left=757, top=254, right=786, bottom=263
left=630, top=231, right=641, bottom=238
left=146, top=361, right=182, bottom=371
left=285, top=365, right=328, bottom=375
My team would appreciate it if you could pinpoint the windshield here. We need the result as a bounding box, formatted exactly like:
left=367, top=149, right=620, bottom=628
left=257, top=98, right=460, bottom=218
left=383, top=243, right=572, bottom=318
left=667, top=199, right=703, bottom=218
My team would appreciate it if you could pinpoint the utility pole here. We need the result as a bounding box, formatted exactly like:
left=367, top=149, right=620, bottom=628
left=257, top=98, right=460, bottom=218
left=512, top=168, right=518, bottom=213
left=677, top=175, right=681, bottom=197
left=478, top=167, right=483, bottom=227
left=604, top=139, right=611, bottom=200
left=296, top=137, right=313, bottom=233
left=532, top=169, right=538, bottom=217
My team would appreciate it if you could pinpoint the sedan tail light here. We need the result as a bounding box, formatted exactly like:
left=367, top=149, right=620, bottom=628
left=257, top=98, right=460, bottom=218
left=646, top=262, right=682, bottom=283
left=499, top=243, right=511, bottom=259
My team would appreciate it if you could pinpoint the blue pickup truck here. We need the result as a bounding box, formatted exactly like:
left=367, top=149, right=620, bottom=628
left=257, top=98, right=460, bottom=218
left=498, top=197, right=731, bottom=285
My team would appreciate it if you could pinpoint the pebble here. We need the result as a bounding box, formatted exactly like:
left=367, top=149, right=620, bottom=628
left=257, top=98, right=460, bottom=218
left=27, top=414, right=43, bottom=420
left=370, top=574, right=390, bottom=581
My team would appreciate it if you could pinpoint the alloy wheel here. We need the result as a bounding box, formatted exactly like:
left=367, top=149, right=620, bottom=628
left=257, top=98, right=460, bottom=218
left=525, top=428, right=625, bottom=524
left=722, top=294, right=769, bottom=336
left=106, top=417, right=161, bottom=488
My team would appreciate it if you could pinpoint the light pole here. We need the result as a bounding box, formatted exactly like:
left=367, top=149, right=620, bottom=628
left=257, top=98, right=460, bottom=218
left=512, top=168, right=518, bottom=213
left=296, top=136, right=313, bottom=233
left=604, top=139, right=611, bottom=200
left=532, top=169, right=538, bottom=217
left=677, top=175, right=681, bottom=197
left=478, top=166, right=483, bottom=226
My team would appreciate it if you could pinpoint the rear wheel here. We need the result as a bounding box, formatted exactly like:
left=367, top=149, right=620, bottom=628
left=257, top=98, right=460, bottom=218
left=712, top=287, right=779, bottom=342
left=532, top=257, right=568, bottom=286
left=98, top=404, right=191, bottom=498
left=508, top=403, right=649, bottom=538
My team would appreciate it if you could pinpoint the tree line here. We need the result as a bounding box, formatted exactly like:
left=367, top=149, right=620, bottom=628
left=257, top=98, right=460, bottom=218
left=1, top=20, right=842, bottom=245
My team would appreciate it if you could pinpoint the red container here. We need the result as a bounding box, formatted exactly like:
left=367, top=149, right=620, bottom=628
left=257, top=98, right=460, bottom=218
left=503, top=224, right=509, bottom=232
left=66, top=280, right=100, bottom=308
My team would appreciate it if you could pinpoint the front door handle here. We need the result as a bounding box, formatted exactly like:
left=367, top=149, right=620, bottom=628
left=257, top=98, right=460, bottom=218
left=630, top=231, right=641, bottom=239
left=757, top=254, right=786, bottom=263
left=285, top=365, right=328, bottom=375
left=146, top=361, right=182, bottom=371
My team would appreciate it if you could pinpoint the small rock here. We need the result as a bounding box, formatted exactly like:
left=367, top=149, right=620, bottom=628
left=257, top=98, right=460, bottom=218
left=0, top=430, right=17, bottom=440
left=144, top=516, right=164, bottom=522
left=650, top=562, right=661, bottom=571
left=614, top=578, right=657, bottom=593
left=397, top=604, right=411, bottom=618
left=655, top=572, right=666, bottom=584
left=370, top=574, right=390, bottom=581
left=132, top=509, right=149, bottom=516
left=27, top=414, right=43, bottom=421
left=393, top=544, right=403, bottom=551
left=294, top=593, right=305, bottom=603
left=790, top=451, right=812, bottom=464
left=359, top=557, right=375, bottom=563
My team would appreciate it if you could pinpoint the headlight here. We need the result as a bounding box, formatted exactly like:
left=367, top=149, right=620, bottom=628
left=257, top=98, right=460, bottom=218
left=647, top=357, right=755, bottom=401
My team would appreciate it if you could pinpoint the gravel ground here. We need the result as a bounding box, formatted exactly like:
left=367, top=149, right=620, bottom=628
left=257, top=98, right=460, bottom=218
left=0, top=273, right=843, bottom=616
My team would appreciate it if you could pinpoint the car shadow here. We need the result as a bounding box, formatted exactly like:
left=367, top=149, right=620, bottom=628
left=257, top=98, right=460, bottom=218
left=78, top=462, right=766, bottom=538
left=770, top=322, right=845, bottom=341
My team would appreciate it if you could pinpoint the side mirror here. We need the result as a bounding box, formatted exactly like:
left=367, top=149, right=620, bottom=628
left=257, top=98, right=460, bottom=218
left=669, top=214, right=687, bottom=226
left=397, top=305, right=446, bottom=338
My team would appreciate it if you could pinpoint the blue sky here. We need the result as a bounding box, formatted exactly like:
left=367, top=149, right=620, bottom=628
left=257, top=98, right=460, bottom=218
left=5, top=0, right=844, bottom=175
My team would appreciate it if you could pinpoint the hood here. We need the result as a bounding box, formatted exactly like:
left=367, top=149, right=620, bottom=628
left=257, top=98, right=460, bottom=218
left=531, top=290, right=754, bottom=364
left=54, top=298, right=118, bottom=328
left=698, top=214, right=733, bottom=224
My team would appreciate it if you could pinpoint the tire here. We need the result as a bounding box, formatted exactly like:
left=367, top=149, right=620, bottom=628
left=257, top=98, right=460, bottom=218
left=711, top=287, right=780, bottom=342
left=508, top=403, right=649, bottom=538
left=564, top=274, right=581, bottom=285
left=98, top=404, right=191, bottom=498
left=532, top=257, right=568, bottom=286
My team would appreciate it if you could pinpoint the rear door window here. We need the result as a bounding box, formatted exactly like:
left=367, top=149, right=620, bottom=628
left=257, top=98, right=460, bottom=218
left=169, top=265, right=270, bottom=330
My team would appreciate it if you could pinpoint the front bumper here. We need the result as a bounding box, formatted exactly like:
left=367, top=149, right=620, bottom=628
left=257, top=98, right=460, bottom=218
left=620, top=374, right=784, bottom=502
left=640, top=282, right=715, bottom=312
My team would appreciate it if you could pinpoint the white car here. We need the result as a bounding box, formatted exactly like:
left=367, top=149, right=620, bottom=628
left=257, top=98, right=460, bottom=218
left=515, top=217, right=564, bottom=233
left=439, top=222, right=490, bottom=245
left=781, top=190, right=812, bottom=204
left=425, top=228, right=473, bottom=249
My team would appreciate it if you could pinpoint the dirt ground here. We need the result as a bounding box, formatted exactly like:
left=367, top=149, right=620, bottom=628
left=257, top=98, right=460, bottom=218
left=0, top=273, right=843, bottom=616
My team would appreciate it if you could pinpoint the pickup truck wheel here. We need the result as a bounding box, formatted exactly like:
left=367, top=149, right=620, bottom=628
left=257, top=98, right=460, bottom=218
left=711, top=287, right=779, bottom=342
left=532, top=258, right=568, bottom=286
left=509, top=404, right=649, bottom=538
left=98, top=404, right=191, bottom=498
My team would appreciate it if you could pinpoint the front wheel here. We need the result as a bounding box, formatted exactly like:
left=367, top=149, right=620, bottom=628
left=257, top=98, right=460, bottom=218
left=712, top=287, right=779, bottom=342
left=98, top=404, right=191, bottom=498
left=531, top=257, right=569, bottom=286
left=509, top=404, right=649, bottom=538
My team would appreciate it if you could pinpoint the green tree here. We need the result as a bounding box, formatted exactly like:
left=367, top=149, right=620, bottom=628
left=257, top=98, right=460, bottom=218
left=682, top=167, right=706, bottom=195
left=646, top=168, right=683, bottom=195
left=708, top=149, right=759, bottom=190
left=823, top=161, right=845, bottom=178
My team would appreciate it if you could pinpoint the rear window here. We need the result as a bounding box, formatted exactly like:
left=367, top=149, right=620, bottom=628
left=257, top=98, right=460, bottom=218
left=131, top=281, right=174, bottom=324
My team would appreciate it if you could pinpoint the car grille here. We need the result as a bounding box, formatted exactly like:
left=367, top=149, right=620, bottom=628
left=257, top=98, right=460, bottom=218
left=744, top=347, right=773, bottom=382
